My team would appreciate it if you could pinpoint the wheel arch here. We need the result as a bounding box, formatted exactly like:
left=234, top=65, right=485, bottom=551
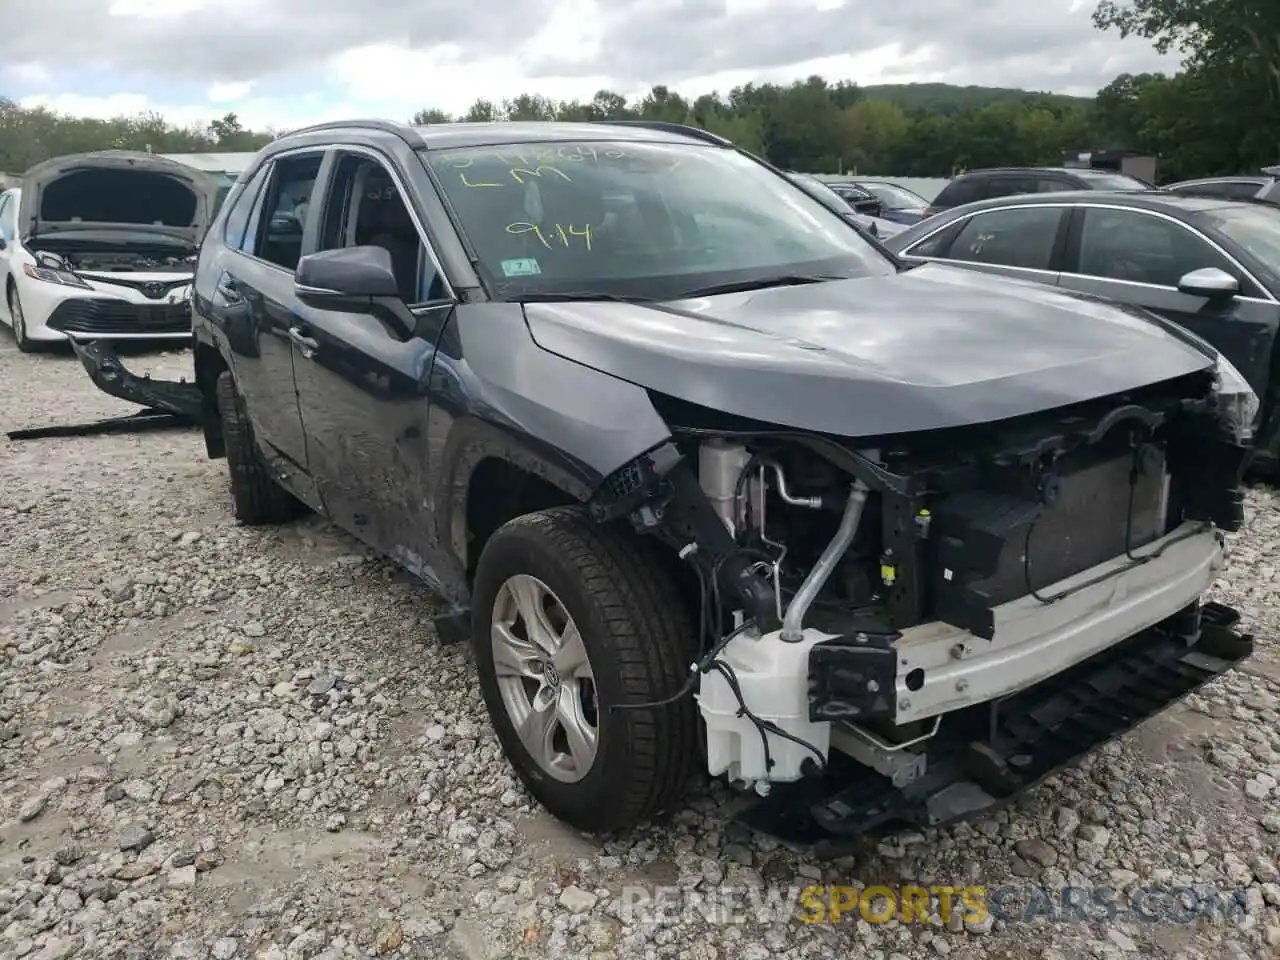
left=440, top=417, right=596, bottom=593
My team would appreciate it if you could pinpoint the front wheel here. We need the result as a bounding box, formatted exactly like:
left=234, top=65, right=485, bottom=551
left=7, top=286, right=37, bottom=354
left=471, top=507, right=698, bottom=833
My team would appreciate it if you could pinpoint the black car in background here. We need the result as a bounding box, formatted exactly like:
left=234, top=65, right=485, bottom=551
left=922, top=166, right=1153, bottom=218
left=846, top=180, right=930, bottom=224
left=808, top=179, right=883, bottom=216
left=884, top=190, right=1280, bottom=469
left=785, top=173, right=907, bottom=238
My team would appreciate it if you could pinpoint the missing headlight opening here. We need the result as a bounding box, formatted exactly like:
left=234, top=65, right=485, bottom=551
left=591, top=372, right=1251, bottom=845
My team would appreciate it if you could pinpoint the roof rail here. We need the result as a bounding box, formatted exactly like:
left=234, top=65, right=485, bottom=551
left=590, top=120, right=732, bottom=146
left=276, top=118, right=426, bottom=149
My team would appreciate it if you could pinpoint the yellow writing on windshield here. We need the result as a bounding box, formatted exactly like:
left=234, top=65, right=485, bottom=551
left=440, top=145, right=631, bottom=178
left=506, top=221, right=592, bottom=251
left=459, top=172, right=503, bottom=188
left=448, top=156, right=575, bottom=188
left=509, top=166, right=572, bottom=185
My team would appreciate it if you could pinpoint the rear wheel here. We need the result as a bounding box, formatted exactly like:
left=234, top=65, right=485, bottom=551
left=471, top=506, right=698, bottom=833
left=213, top=371, right=302, bottom=525
left=7, top=286, right=36, bottom=354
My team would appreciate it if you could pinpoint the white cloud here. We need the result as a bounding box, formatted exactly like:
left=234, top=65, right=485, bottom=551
left=3, top=62, right=54, bottom=88
left=5, top=0, right=1183, bottom=131
left=207, top=81, right=255, bottom=104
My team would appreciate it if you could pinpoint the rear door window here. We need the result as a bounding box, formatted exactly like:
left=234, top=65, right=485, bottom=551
left=986, top=176, right=1039, bottom=200
left=222, top=165, right=271, bottom=250
left=1036, top=176, right=1076, bottom=193
left=1221, top=180, right=1266, bottom=200
left=932, top=178, right=981, bottom=209
left=939, top=206, right=1066, bottom=270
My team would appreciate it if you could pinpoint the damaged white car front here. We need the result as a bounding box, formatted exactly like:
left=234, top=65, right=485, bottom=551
left=0, top=150, right=218, bottom=352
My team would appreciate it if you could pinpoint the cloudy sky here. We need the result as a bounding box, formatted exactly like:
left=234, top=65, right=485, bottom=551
left=2, top=0, right=1181, bottom=131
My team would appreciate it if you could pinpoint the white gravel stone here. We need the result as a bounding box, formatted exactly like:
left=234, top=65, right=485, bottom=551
left=2, top=340, right=1278, bottom=959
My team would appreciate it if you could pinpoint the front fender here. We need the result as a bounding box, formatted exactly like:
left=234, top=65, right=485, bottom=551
left=427, top=303, right=676, bottom=589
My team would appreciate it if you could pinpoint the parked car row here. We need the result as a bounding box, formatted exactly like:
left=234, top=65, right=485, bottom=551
left=882, top=186, right=1280, bottom=471
left=0, top=122, right=1263, bottom=851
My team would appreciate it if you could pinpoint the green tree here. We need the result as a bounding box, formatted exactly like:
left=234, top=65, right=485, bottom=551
left=412, top=108, right=453, bottom=125
left=1094, top=0, right=1280, bottom=162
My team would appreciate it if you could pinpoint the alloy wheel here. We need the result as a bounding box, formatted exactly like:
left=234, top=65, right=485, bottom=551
left=490, top=573, right=599, bottom=783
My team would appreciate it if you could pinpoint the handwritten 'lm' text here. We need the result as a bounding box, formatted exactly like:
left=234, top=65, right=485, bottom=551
left=456, top=163, right=574, bottom=188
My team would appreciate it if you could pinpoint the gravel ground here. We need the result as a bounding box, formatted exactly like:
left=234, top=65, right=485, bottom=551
left=2, top=334, right=1280, bottom=960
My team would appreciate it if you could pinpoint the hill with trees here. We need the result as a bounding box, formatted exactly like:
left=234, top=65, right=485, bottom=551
left=1, top=0, right=1275, bottom=183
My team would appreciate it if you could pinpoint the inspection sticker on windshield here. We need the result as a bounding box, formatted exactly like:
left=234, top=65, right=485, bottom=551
left=501, top=258, right=542, bottom=277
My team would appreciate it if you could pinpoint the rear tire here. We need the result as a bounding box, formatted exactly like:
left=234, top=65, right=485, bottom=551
left=471, top=506, right=698, bottom=833
left=214, top=370, right=302, bottom=525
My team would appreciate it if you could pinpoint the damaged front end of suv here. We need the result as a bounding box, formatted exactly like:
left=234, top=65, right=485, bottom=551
left=579, top=318, right=1254, bottom=852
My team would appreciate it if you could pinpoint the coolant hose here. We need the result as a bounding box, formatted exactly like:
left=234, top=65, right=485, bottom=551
left=780, top=480, right=871, bottom=642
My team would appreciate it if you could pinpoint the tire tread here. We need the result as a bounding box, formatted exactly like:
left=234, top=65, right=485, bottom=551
left=480, top=506, right=699, bottom=832
left=214, top=371, right=299, bottom=526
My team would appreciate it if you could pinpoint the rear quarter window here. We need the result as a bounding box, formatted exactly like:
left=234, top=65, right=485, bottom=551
left=932, top=179, right=979, bottom=208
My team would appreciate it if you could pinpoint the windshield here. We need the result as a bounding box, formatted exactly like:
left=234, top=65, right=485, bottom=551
left=425, top=140, right=895, bottom=299
left=859, top=182, right=927, bottom=209
left=1195, top=204, right=1280, bottom=267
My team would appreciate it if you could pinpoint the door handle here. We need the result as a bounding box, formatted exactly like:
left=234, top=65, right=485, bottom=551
left=288, top=325, right=319, bottom=357
left=216, top=273, right=242, bottom=303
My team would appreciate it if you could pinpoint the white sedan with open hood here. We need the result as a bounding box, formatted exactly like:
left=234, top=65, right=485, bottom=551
left=0, top=150, right=218, bottom=352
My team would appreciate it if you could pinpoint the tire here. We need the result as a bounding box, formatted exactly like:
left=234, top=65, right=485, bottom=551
left=7, top=286, right=37, bottom=354
left=213, top=370, right=301, bottom=525
left=471, top=506, right=698, bottom=833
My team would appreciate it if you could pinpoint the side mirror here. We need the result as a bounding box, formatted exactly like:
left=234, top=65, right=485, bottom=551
left=294, top=246, right=415, bottom=340
left=1177, top=267, right=1239, bottom=299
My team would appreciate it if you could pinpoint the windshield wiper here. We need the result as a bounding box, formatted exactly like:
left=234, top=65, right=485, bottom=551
left=506, top=291, right=658, bottom=304
left=672, top=274, right=846, bottom=299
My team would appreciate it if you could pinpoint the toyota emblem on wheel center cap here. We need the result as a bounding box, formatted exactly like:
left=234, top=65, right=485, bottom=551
left=542, top=661, right=561, bottom=688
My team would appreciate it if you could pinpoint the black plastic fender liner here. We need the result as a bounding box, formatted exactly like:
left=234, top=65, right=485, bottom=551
left=735, top=601, right=1253, bottom=857
left=69, top=338, right=204, bottom=422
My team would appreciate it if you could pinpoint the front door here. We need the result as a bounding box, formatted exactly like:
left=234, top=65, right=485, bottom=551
left=1058, top=206, right=1280, bottom=399
left=288, top=149, right=455, bottom=586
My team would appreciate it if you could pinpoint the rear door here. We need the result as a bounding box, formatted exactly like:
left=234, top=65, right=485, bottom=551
left=209, top=150, right=327, bottom=505
left=1058, top=204, right=1280, bottom=397
left=897, top=203, right=1071, bottom=285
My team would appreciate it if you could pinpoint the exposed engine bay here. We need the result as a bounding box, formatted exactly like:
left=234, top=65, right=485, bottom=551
left=32, top=246, right=197, bottom=275
left=591, top=367, right=1253, bottom=847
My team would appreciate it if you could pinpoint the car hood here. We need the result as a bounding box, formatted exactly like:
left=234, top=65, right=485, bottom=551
left=18, top=150, right=219, bottom=246
left=523, top=263, right=1218, bottom=437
